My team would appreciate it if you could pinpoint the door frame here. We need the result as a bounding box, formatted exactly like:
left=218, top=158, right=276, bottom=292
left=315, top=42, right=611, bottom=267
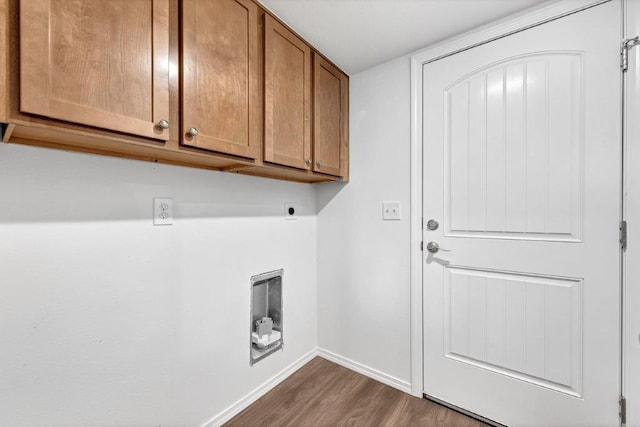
left=623, top=1, right=640, bottom=424
left=409, top=0, right=616, bottom=397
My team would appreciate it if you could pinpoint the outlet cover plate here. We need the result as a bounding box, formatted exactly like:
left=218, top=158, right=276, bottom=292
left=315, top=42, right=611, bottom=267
left=284, top=202, right=298, bottom=220
left=382, top=201, right=401, bottom=220
left=154, top=198, right=173, bottom=225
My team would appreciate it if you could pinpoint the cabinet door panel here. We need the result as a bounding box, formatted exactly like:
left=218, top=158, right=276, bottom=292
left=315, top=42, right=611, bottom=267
left=20, top=0, right=170, bottom=141
left=264, top=15, right=311, bottom=170
left=182, top=0, right=260, bottom=160
left=313, top=54, right=348, bottom=177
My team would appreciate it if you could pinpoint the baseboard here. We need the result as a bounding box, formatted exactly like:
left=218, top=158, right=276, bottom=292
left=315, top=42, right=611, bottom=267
left=202, top=347, right=319, bottom=427
left=317, top=348, right=412, bottom=394
left=202, top=347, right=412, bottom=426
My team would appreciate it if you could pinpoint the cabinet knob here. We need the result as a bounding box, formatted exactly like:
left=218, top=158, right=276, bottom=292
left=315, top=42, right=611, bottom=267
left=305, top=158, right=312, bottom=166
left=187, top=127, right=199, bottom=137
left=316, top=160, right=323, bottom=168
left=157, top=119, right=170, bottom=130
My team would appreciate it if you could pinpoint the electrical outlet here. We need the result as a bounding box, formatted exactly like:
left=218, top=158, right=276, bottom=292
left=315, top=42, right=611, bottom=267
left=284, top=202, right=298, bottom=220
left=154, top=198, right=173, bottom=225
left=382, top=201, right=401, bottom=220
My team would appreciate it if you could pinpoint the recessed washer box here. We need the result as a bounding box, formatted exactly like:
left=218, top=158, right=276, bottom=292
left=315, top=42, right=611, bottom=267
left=250, top=269, right=283, bottom=365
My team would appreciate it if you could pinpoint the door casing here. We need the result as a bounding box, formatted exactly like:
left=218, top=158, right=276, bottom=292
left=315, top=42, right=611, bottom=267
left=623, top=0, right=640, bottom=425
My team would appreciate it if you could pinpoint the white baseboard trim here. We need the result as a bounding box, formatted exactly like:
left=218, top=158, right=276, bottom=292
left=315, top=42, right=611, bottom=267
left=317, top=348, right=412, bottom=394
left=202, top=347, right=319, bottom=427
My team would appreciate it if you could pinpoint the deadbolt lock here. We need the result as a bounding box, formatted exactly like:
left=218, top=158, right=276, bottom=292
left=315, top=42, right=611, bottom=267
left=426, top=219, right=439, bottom=231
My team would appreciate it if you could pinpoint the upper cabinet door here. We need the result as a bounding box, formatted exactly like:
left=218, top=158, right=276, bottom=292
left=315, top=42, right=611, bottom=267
left=313, top=54, right=348, bottom=177
left=20, top=0, right=170, bottom=141
left=264, top=15, right=312, bottom=170
left=181, top=0, right=261, bottom=160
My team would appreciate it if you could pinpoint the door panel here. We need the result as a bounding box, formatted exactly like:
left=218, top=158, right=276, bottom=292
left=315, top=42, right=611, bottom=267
left=20, top=0, right=170, bottom=141
left=264, top=15, right=311, bottom=170
left=182, top=0, right=261, bottom=159
left=445, top=53, right=582, bottom=241
left=422, top=2, right=621, bottom=426
left=445, top=267, right=583, bottom=396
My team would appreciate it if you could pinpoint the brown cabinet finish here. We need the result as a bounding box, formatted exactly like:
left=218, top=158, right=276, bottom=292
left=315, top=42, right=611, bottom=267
left=264, top=14, right=312, bottom=170
left=19, top=0, right=170, bottom=141
left=1, top=0, right=348, bottom=183
left=313, top=54, right=348, bottom=177
left=181, top=0, right=261, bottom=160
left=0, top=0, right=8, bottom=122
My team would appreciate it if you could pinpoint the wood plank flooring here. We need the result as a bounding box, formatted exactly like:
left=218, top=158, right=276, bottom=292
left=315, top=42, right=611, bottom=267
left=226, top=357, right=488, bottom=427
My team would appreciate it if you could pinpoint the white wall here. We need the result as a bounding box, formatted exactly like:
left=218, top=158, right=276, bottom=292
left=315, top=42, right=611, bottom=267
left=0, top=143, right=318, bottom=426
left=316, top=56, right=412, bottom=385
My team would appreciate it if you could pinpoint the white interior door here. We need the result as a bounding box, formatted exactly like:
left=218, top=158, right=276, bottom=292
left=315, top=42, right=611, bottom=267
left=422, top=2, right=622, bottom=426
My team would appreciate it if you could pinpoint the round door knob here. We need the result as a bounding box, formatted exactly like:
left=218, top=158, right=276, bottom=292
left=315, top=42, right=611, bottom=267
left=305, top=158, right=312, bottom=166
left=187, top=127, right=199, bottom=137
left=316, top=160, right=323, bottom=168
left=158, top=119, right=170, bottom=130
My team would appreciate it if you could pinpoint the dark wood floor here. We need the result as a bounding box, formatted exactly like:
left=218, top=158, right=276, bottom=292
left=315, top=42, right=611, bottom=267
left=226, top=357, right=487, bottom=427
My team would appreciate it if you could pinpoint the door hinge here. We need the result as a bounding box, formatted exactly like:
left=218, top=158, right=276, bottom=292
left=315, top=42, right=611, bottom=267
left=620, top=395, right=627, bottom=424
left=621, top=37, right=640, bottom=72
left=420, top=241, right=424, bottom=251
left=620, top=221, right=628, bottom=251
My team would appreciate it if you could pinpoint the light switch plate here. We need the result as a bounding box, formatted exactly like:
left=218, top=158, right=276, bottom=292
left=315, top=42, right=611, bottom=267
left=382, top=201, right=401, bottom=220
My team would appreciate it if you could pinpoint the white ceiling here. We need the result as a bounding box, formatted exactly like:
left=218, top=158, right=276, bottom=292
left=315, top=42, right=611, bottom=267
left=260, top=0, right=550, bottom=75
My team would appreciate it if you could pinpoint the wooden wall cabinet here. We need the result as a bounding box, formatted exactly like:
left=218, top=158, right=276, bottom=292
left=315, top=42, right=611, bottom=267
left=182, top=0, right=261, bottom=160
left=0, top=0, right=348, bottom=183
left=313, top=54, right=349, bottom=178
left=20, top=0, right=170, bottom=141
left=264, top=15, right=312, bottom=171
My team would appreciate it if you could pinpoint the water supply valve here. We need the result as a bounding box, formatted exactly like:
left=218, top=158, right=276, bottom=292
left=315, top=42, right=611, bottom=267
left=255, top=317, right=273, bottom=337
